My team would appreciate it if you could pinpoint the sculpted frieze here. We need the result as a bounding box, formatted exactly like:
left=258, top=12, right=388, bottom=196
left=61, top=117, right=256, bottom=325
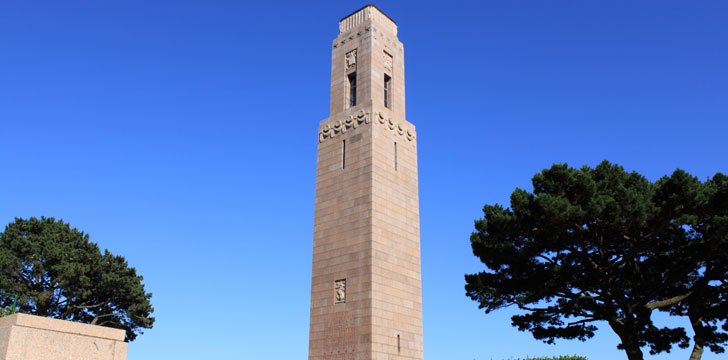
left=318, top=110, right=416, bottom=143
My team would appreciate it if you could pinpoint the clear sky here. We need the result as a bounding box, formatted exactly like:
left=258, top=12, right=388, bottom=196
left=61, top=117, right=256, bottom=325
left=1, top=1, right=726, bottom=359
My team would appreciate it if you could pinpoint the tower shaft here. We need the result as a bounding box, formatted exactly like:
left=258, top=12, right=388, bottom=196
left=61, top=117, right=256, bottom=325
left=309, top=5, right=423, bottom=360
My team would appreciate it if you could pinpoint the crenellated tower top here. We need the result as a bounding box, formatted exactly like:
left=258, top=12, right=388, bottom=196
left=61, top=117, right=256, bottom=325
left=339, top=4, right=397, bottom=36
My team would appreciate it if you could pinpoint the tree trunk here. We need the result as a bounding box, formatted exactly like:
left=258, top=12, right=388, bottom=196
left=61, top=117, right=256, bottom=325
left=609, top=320, right=644, bottom=360
left=622, top=339, right=645, bottom=360
left=689, top=341, right=704, bottom=360
left=688, top=308, right=706, bottom=360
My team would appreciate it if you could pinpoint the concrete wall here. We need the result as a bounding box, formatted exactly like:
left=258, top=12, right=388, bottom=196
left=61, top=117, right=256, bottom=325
left=0, top=313, right=127, bottom=360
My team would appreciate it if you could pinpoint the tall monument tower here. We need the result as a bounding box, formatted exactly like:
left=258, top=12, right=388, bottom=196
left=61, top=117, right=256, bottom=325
left=309, top=5, right=423, bottom=360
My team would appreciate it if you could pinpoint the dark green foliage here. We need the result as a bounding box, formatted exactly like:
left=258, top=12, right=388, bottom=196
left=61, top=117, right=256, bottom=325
left=493, top=356, right=586, bottom=360
left=0, top=217, right=154, bottom=341
left=510, top=357, right=586, bottom=360
left=465, top=161, right=727, bottom=360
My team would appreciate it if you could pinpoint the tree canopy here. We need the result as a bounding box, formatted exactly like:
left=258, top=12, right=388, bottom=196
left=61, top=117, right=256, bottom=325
left=465, top=161, right=727, bottom=360
left=0, top=217, right=154, bottom=341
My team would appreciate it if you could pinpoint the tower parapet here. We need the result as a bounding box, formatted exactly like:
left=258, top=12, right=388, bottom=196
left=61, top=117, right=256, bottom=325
left=339, top=5, right=397, bottom=36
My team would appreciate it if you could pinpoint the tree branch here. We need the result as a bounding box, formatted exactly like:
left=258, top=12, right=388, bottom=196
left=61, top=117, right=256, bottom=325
left=91, top=313, right=117, bottom=325
left=517, top=304, right=550, bottom=312
left=567, top=318, right=598, bottom=327
left=536, top=254, right=555, bottom=264
left=645, top=291, right=694, bottom=310
left=71, top=303, right=104, bottom=310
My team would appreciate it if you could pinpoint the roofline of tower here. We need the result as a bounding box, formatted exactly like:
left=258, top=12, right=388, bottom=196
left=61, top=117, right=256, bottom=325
left=339, top=4, right=397, bottom=25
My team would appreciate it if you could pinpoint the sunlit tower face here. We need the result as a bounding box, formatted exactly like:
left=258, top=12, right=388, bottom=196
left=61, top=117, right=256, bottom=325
left=308, top=5, right=423, bottom=360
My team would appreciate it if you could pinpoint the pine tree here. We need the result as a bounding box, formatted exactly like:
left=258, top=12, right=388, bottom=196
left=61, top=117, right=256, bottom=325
left=0, top=217, right=154, bottom=341
left=465, top=161, right=727, bottom=360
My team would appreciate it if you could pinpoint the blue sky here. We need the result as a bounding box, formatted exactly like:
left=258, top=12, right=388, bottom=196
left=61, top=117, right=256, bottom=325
left=1, top=1, right=726, bottom=359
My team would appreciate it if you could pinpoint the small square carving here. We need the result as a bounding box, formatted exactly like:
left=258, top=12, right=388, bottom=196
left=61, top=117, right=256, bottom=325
left=335, top=279, right=346, bottom=303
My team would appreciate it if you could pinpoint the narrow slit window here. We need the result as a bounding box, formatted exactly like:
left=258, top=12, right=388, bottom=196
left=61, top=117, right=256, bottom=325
left=342, top=140, right=346, bottom=169
left=348, top=73, right=357, bottom=108
left=384, top=74, right=392, bottom=109
left=394, top=142, right=398, bottom=171
left=397, top=334, right=401, bottom=353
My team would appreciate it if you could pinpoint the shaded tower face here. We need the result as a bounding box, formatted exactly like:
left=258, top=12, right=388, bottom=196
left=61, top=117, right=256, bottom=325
left=309, top=5, right=423, bottom=360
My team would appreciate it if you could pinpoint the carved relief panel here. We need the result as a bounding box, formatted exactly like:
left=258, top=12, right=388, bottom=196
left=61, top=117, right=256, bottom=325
left=345, top=50, right=357, bottom=73
left=383, top=51, right=393, bottom=73
left=335, top=279, right=346, bottom=303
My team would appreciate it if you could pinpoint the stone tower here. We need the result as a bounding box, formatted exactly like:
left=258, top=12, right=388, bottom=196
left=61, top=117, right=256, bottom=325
left=309, top=5, right=423, bottom=360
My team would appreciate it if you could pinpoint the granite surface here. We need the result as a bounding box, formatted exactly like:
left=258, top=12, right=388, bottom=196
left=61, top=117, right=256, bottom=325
left=0, top=313, right=127, bottom=360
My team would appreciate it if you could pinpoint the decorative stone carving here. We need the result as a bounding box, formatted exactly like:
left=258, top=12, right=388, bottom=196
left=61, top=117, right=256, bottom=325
left=335, top=279, right=346, bottom=303
left=318, top=110, right=415, bottom=143
left=345, top=50, right=357, bottom=72
left=319, top=110, right=370, bottom=142
left=376, top=111, right=416, bottom=141
left=383, top=52, right=393, bottom=72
